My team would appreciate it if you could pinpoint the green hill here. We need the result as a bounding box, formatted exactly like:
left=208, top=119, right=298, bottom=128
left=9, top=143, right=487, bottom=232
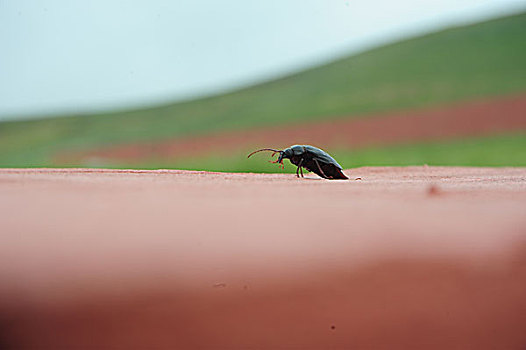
left=163, top=133, right=526, bottom=173
left=1, top=12, right=525, bottom=167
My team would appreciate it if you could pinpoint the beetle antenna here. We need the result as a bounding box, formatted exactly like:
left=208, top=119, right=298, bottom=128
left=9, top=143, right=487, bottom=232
left=247, top=148, right=282, bottom=158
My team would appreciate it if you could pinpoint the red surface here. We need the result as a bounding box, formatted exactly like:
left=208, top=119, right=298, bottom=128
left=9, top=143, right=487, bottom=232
left=1, top=167, right=525, bottom=349
left=67, top=93, right=526, bottom=163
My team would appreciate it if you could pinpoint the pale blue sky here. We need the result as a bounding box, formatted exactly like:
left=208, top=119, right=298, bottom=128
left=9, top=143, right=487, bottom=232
left=0, top=0, right=524, bottom=120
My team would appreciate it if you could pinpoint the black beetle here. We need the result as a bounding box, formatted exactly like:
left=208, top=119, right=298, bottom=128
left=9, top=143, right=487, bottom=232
left=248, top=145, right=348, bottom=180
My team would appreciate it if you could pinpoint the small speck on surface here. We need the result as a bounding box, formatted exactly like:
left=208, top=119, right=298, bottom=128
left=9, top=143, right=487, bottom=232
left=427, top=184, right=440, bottom=196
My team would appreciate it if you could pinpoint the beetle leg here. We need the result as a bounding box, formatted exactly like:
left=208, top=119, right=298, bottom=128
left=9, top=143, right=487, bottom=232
left=314, top=158, right=328, bottom=179
left=296, top=158, right=304, bottom=178
left=300, top=166, right=304, bottom=178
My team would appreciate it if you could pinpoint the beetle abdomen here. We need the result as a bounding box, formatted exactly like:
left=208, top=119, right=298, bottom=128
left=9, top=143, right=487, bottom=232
left=303, top=159, right=348, bottom=179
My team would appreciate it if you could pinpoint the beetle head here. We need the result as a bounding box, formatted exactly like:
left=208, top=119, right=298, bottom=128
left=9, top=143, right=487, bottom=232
left=281, top=147, right=295, bottom=160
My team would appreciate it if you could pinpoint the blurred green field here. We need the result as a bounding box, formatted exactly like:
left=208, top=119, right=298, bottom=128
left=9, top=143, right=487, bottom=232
left=118, top=133, right=525, bottom=172
left=0, top=12, right=525, bottom=168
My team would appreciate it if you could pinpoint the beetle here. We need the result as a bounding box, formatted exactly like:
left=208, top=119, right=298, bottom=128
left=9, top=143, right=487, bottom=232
left=247, top=144, right=348, bottom=180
